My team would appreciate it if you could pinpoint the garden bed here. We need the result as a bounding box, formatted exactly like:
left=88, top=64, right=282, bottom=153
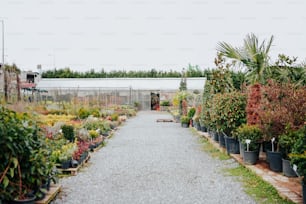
left=57, top=154, right=91, bottom=176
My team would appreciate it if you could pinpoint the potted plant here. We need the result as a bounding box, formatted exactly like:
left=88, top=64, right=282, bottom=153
left=187, top=107, right=196, bottom=127
left=0, top=106, right=54, bottom=203
left=259, top=80, right=306, bottom=172
left=62, top=124, right=75, bottom=142
left=58, top=142, right=77, bottom=169
left=180, top=116, right=190, bottom=128
left=289, top=125, right=306, bottom=204
left=213, top=92, right=247, bottom=153
left=235, top=124, right=262, bottom=164
left=192, top=115, right=199, bottom=130
left=278, top=127, right=302, bottom=177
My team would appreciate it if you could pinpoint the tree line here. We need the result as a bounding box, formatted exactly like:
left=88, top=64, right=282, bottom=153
left=41, top=65, right=209, bottom=78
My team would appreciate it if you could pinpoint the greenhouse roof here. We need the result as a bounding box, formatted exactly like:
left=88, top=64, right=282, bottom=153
left=36, top=78, right=206, bottom=91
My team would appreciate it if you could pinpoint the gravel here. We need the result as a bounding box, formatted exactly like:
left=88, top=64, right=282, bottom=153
left=53, top=111, right=256, bottom=204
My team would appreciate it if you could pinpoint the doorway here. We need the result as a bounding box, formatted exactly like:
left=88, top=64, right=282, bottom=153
left=150, top=92, right=160, bottom=110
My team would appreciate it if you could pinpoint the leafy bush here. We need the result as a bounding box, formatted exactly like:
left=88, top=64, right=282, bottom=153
left=258, top=80, right=306, bottom=143
left=62, top=124, right=75, bottom=142
left=212, top=92, right=246, bottom=136
left=110, top=113, right=119, bottom=121
left=89, top=130, right=99, bottom=139
left=90, top=108, right=100, bottom=118
left=78, top=107, right=90, bottom=119
left=279, top=127, right=303, bottom=159
left=289, top=125, right=306, bottom=182
left=160, top=100, right=170, bottom=106
left=235, top=124, right=262, bottom=151
left=187, top=107, right=196, bottom=118
left=0, top=106, right=53, bottom=200
left=180, top=116, right=190, bottom=124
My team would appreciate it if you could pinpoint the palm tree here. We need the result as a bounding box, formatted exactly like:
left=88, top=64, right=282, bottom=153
left=217, top=33, right=274, bottom=84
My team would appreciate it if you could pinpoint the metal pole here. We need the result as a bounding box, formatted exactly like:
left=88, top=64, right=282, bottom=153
left=1, top=20, right=4, bottom=67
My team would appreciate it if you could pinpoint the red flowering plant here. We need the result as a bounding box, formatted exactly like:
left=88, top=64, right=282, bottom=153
left=246, top=83, right=261, bottom=125
left=73, top=140, right=89, bottom=161
left=258, top=80, right=306, bottom=151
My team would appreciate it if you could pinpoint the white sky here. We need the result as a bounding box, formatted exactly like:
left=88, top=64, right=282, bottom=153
left=0, top=0, right=305, bottom=72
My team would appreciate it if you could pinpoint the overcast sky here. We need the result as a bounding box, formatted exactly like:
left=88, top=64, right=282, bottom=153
left=0, top=0, right=305, bottom=72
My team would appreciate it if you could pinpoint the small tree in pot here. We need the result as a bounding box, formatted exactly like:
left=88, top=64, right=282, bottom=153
left=235, top=124, right=262, bottom=164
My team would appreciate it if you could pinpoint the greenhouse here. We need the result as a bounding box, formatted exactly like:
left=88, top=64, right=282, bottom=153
left=36, top=78, right=206, bottom=110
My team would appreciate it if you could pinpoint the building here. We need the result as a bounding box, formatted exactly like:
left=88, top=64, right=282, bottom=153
left=36, top=78, right=206, bottom=110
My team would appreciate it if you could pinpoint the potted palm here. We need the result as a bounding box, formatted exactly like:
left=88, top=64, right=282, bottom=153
left=235, top=124, right=262, bottom=164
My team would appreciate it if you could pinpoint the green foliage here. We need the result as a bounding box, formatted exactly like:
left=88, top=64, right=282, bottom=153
left=90, top=108, right=100, bottom=118
left=279, top=127, right=304, bottom=159
left=78, top=107, right=91, bottom=119
left=212, top=92, right=247, bottom=136
left=235, top=124, right=262, bottom=151
left=42, top=67, right=209, bottom=78
left=83, top=117, right=110, bottom=134
left=217, top=33, right=274, bottom=84
left=201, top=80, right=213, bottom=128
left=187, top=107, right=196, bottom=118
left=267, top=54, right=306, bottom=87
left=180, top=116, right=190, bottom=124
left=289, top=125, right=306, bottom=182
left=110, top=113, right=119, bottom=121
left=61, top=124, right=75, bottom=142
left=211, top=54, right=234, bottom=94
left=160, top=100, right=170, bottom=106
left=0, top=106, right=54, bottom=200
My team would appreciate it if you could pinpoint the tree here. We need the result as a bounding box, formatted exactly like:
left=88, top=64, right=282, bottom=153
left=217, top=33, right=274, bottom=84
left=269, top=54, right=306, bottom=87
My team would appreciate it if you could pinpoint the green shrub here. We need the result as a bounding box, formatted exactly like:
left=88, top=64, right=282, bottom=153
left=160, top=100, right=170, bottom=106
left=0, top=106, right=53, bottom=200
left=62, top=124, right=75, bottom=142
left=180, top=116, right=190, bottom=124
left=235, top=124, right=262, bottom=151
left=290, top=125, right=306, bottom=183
left=90, top=108, right=100, bottom=117
left=187, top=107, right=196, bottom=118
left=111, top=113, right=119, bottom=121
left=78, top=107, right=90, bottom=119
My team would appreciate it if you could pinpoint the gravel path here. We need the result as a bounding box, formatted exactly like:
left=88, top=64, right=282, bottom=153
left=54, top=111, right=256, bottom=204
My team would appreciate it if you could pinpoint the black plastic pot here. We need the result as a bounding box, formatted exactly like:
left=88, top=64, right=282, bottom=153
left=201, top=126, right=207, bottom=132
left=181, top=123, right=189, bottom=128
left=212, top=131, right=219, bottom=142
left=218, top=132, right=226, bottom=148
left=224, top=135, right=240, bottom=154
left=243, top=150, right=258, bottom=165
left=61, top=160, right=71, bottom=169
left=10, top=195, right=36, bottom=204
left=267, top=151, right=283, bottom=172
left=263, top=141, right=277, bottom=152
left=282, top=159, right=297, bottom=177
